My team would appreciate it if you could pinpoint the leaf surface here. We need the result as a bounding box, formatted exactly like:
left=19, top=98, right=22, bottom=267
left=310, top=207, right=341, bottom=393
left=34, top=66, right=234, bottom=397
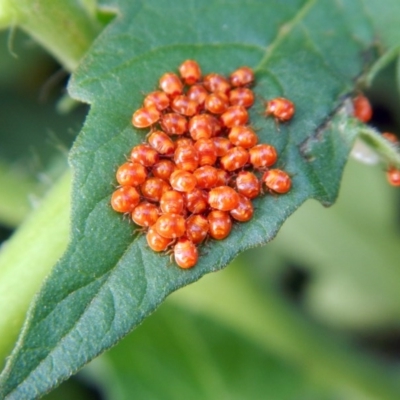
left=0, top=1, right=379, bottom=398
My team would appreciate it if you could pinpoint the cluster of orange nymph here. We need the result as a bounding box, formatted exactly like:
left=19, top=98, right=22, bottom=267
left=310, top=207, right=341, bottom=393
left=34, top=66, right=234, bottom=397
left=111, top=60, right=294, bottom=269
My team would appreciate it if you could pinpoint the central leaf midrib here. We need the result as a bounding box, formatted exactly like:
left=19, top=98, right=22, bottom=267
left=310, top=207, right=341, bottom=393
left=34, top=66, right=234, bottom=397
left=255, top=0, right=317, bottom=70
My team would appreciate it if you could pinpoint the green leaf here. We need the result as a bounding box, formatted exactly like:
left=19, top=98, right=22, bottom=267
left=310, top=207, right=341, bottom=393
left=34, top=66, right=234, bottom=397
left=0, top=0, right=383, bottom=398
left=362, top=0, right=400, bottom=87
left=82, top=302, right=329, bottom=400
left=363, top=0, right=400, bottom=48
left=270, top=159, right=400, bottom=330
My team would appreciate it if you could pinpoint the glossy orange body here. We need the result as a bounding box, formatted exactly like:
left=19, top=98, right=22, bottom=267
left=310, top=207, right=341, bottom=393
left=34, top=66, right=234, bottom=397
left=263, top=169, right=292, bottom=194
left=189, top=114, right=214, bottom=140
left=175, top=137, right=194, bottom=147
left=235, top=171, right=260, bottom=199
left=382, top=132, right=398, bottom=144
left=203, top=73, right=231, bottom=94
left=111, top=186, right=140, bottom=213
left=140, top=177, right=170, bottom=202
left=187, top=84, right=208, bottom=106
left=155, top=213, right=186, bottom=239
left=229, top=66, right=254, bottom=87
left=116, top=162, right=147, bottom=187
left=113, top=61, right=295, bottom=269
left=204, top=92, right=229, bottom=114
left=132, top=105, right=160, bottom=128
left=159, top=72, right=183, bottom=97
left=220, top=106, right=249, bottom=127
left=174, top=238, right=199, bottom=269
left=249, top=144, right=277, bottom=168
left=208, top=186, right=240, bottom=211
left=143, top=91, right=170, bottom=111
left=185, top=188, right=208, bottom=214
left=208, top=114, right=223, bottom=136
left=131, top=202, right=159, bottom=227
left=193, top=165, right=219, bottom=189
left=229, top=87, right=254, bottom=108
left=152, top=159, right=176, bottom=180
left=130, top=144, right=159, bottom=167
left=265, top=97, right=295, bottom=122
left=387, top=167, right=400, bottom=186
left=161, top=113, right=188, bottom=135
left=148, top=130, right=175, bottom=155
left=230, top=194, right=254, bottom=222
left=179, top=59, right=202, bottom=85
left=171, top=95, right=199, bottom=116
left=194, top=138, right=217, bottom=165
left=160, top=190, right=185, bottom=214
left=215, top=168, right=229, bottom=186
left=186, top=215, right=209, bottom=244
left=174, top=143, right=199, bottom=172
left=228, top=126, right=258, bottom=148
left=207, top=210, right=232, bottom=240
left=146, top=225, right=172, bottom=252
left=352, top=94, right=372, bottom=123
left=220, top=146, right=249, bottom=171
left=212, top=137, right=233, bottom=157
left=170, top=170, right=198, bottom=192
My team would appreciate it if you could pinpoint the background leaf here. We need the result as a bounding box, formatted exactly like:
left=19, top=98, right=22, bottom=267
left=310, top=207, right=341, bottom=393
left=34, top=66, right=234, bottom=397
left=0, top=0, right=384, bottom=398
left=79, top=301, right=330, bottom=400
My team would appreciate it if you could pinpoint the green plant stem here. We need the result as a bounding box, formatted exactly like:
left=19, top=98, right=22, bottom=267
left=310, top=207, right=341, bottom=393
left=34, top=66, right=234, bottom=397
left=358, top=125, right=400, bottom=168
left=171, top=264, right=400, bottom=400
left=0, top=161, right=38, bottom=228
left=1, top=0, right=102, bottom=71
left=0, top=171, right=71, bottom=367
left=363, top=45, right=400, bottom=86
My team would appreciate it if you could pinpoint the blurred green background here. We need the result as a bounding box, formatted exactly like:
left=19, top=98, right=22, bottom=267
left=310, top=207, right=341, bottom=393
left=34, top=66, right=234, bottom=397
left=1, top=28, right=400, bottom=400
